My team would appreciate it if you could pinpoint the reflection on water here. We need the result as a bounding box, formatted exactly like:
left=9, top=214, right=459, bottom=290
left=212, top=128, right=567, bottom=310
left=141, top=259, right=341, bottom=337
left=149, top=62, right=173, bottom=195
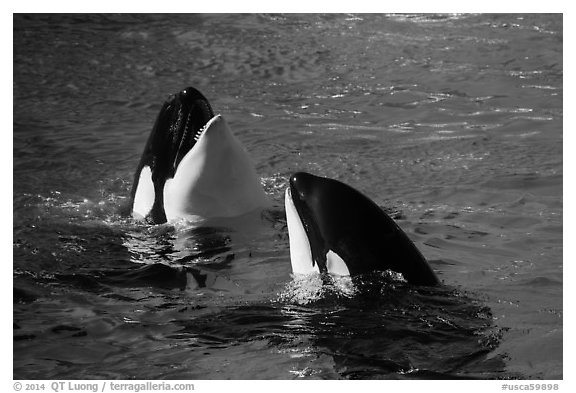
left=14, top=14, right=562, bottom=379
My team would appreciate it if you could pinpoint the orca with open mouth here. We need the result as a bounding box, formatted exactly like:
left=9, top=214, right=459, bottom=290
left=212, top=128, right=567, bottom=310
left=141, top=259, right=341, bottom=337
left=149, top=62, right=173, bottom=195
left=129, top=87, right=270, bottom=224
left=285, top=172, right=439, bottom=286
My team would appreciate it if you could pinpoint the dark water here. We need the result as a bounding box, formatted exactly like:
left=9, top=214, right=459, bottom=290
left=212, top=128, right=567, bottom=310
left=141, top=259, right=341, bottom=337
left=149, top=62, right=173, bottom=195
left=13, top=14, right=562, bottom=379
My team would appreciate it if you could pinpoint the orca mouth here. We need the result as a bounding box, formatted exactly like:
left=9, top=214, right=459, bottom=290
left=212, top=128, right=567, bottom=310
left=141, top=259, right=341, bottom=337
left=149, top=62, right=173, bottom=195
left=129, top=87, right=216, bottom=223
left=130, top=85, right=271, bottom=224
left=154, top=87, right=216, bottom=177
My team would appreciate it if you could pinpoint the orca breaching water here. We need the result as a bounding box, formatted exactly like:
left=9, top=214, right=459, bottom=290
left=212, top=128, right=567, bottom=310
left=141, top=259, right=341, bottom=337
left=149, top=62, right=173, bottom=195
left=129, top=87, right=439, bottom=286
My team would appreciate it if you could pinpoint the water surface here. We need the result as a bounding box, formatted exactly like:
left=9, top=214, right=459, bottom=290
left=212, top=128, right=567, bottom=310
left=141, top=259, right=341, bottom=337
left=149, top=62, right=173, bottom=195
left=13, top=14, right=562, bottom=379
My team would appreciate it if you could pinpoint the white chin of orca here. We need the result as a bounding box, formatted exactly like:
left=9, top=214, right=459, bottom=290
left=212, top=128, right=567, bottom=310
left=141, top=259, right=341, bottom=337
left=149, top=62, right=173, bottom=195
left=163, top=114, right=270, bottom=222
left=285, top=188, right=316, bottom=275
left=284, top=188, right=350, bottom=276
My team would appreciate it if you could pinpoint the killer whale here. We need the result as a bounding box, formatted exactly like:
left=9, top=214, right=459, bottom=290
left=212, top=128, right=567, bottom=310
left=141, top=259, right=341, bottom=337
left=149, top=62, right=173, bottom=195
left=129, top=87, right=270, bottom=224
left=285, top=172, right=439, bottom=286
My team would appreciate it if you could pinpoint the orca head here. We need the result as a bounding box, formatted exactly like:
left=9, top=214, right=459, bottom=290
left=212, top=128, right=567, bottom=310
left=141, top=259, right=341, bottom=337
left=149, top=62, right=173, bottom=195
left=130, top=87, right=214, bottom=223
left=285, top=172, right=439, bottom=286
left=130, top=87, right=269, bottom=224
